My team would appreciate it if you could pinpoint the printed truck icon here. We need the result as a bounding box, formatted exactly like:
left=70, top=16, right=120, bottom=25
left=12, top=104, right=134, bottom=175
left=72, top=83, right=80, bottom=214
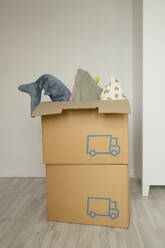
left=87, top=197, right=119, bottom=220
left=87, top=135, right=120, bottom=157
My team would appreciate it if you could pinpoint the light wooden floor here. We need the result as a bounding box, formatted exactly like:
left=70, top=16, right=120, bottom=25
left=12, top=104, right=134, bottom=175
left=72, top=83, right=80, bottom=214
left=0, top=178, right=165, bottom=248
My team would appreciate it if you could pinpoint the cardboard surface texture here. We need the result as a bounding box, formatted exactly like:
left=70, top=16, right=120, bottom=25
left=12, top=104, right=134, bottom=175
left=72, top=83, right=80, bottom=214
left=32, top=100, right=131, bottom=116
left=46, top=164, right=130, bottom=228
left=34, top=100, right=130, bottom=228
left=41, top=110, right=128, bottom=164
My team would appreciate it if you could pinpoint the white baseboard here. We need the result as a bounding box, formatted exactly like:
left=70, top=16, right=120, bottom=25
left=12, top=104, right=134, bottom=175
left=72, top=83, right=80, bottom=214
left=0, top=167, right=46, bottom=177
left=0, top=167, right=134, bottom=178
left=129, top=168, right=134, bottom=178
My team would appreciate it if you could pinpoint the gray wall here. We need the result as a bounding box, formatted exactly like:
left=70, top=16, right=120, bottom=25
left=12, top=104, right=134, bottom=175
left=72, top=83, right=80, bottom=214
left=133, top=0, right=142, bottom=179
left=0, top=0, right=134, bottom=176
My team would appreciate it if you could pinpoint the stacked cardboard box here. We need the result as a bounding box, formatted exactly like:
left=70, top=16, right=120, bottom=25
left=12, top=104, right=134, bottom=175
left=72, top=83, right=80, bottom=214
left=33, top=100, right=131, bottom=228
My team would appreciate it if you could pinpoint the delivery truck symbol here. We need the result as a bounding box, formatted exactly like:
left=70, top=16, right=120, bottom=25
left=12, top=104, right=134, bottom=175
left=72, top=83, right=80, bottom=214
left=87, top=197, right=119, bottom=220
left=87, top=135, right=120, bottom=157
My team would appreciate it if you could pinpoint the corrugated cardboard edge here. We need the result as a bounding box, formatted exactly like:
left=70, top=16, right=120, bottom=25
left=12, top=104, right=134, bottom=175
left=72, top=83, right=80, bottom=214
left=32, top=100, right=131, bottom=116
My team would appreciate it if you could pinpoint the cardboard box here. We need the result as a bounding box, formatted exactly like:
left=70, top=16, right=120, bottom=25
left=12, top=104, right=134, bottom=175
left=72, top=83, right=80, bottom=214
left=46, top=164, right=130, bottom=228
left=33, top=100, right=131, bottom=228
left=33, top=101, right=130, bottom=165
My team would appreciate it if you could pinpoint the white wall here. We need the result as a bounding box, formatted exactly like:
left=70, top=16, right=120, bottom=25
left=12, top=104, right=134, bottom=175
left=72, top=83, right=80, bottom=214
left=0, top=0, right=134, bottom=177
left=143, top=0, right=165, bottom=186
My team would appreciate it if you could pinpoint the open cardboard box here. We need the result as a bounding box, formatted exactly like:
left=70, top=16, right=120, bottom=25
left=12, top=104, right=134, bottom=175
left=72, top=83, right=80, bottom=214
left=33, top=100, right=131, bottom=228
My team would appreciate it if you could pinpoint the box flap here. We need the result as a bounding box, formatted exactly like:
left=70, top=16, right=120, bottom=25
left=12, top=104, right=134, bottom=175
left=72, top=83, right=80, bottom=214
left=32, top=100, right=131, bottom=117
